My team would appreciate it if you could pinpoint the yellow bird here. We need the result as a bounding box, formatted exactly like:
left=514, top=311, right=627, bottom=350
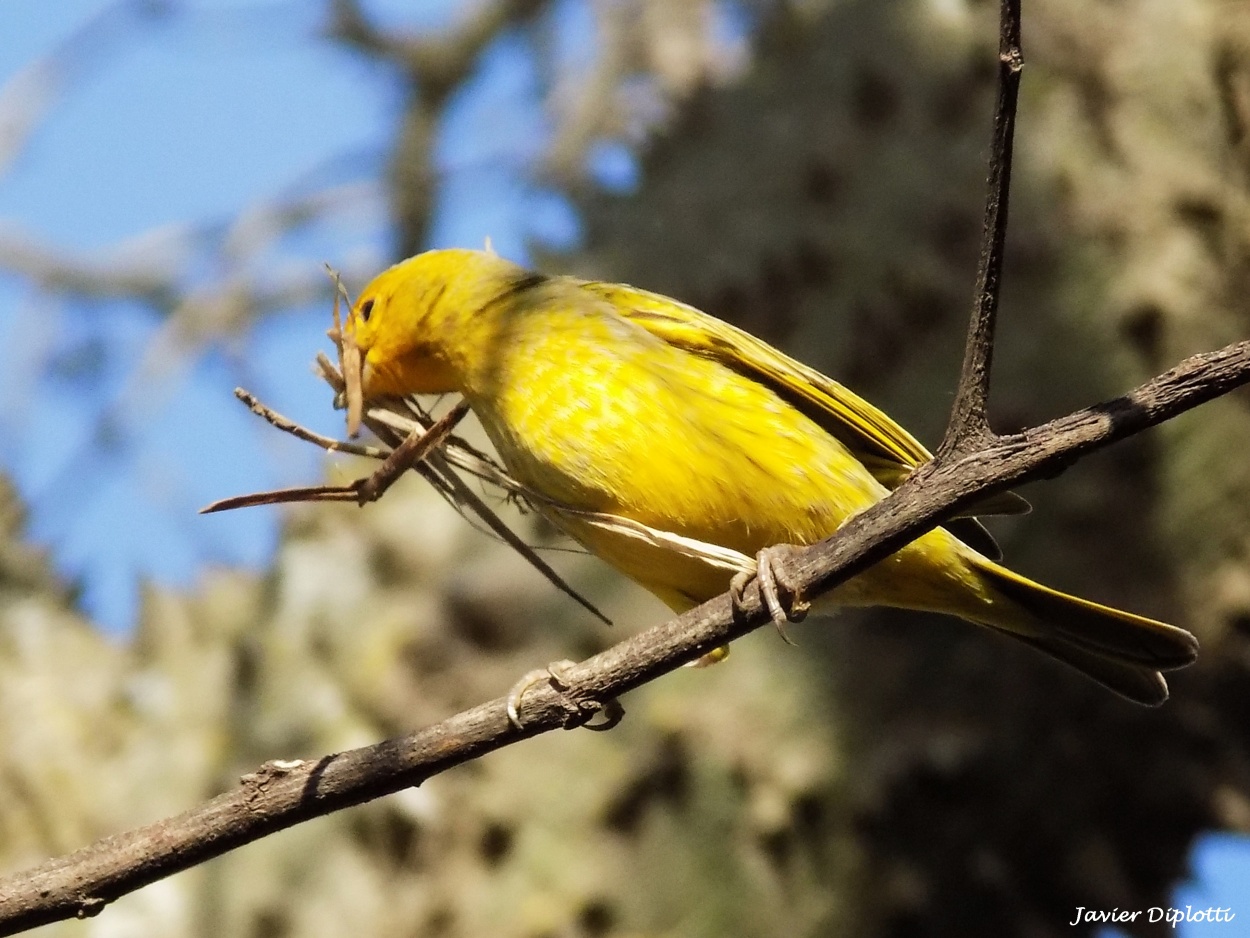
left=344, top=248, right=1197, bottom=705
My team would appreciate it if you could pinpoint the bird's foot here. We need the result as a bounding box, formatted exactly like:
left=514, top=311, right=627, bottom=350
left=506, top=659, right=624, bottom=731
left=731, top=544, right=809, bottom=645
left=685, top=645, right=730, bottom=668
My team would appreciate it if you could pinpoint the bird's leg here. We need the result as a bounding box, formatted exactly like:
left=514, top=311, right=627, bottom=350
left=731, top=544, right=810, bottom=645
left=506, top=660, right=624, bottom=731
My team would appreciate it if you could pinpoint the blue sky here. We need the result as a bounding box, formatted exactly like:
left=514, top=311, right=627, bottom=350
left=0, top=0, right=584, bottom=629
left=0, top=1, right=1246, bottom=931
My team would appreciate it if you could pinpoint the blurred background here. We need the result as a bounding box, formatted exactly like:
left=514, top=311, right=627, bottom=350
left=2, top=0, right=1249, bottom=935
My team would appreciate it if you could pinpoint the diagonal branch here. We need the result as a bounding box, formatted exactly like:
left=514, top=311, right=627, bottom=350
left=1, top=337, right=1248, bottom=935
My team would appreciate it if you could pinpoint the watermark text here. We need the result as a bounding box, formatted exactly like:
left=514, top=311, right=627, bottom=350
left=1070, top=906, right=1235, bottom=928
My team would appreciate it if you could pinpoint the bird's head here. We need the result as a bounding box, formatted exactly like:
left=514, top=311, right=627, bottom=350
left=341, top=248, right=528, bottom=433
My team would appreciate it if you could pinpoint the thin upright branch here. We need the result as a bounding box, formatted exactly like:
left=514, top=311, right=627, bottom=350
left=939, top=0, right=1023, bottom=456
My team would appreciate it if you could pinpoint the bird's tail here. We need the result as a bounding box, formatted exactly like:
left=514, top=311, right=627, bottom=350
left=966, top=557, right=1198, bottom=706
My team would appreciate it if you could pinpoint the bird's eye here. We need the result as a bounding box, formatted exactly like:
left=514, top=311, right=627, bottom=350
left=359, top=298, right=375, bottom=322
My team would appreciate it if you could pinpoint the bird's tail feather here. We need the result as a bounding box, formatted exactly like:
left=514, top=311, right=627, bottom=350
left=968, top=558, right=1198, bottom=706
left=1004, top=631, right=1170, bottom=705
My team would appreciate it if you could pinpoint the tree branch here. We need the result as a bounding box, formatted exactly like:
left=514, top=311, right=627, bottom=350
left=940, top=0, right=1022, bottom=455
left=1, top=336, right=1247, bottom=935
left=328, top=0, right=548, bottom=256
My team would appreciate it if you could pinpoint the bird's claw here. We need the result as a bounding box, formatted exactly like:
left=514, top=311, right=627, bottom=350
left=506, top=660, right=624, bottom=731
left=731, top=545, right=808, bottom=645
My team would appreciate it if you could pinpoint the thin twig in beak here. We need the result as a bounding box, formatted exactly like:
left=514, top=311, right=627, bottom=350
left=325, top=265, right=365, bottom=438
left=342, top=338, right=364, bottom=439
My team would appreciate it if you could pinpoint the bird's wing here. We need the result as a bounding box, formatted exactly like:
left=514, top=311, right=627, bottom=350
left=582, top=281, right=932, bottom=472
left=582, top=280, right=1029, bottom=556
